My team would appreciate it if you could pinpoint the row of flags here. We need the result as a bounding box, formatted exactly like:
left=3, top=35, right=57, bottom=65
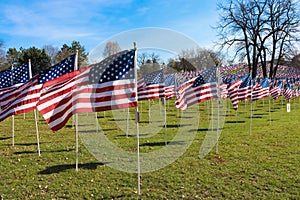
left=1, top=50, right=300, bottom=132
left=226, top=73, right=300, bottom=110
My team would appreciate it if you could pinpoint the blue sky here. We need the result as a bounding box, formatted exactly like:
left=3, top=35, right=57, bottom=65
left=0, top=0, right=220, bottom=56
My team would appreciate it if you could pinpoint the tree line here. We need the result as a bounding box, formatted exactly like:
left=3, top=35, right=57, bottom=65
left=0, top=41, right=88, bottom=75
left=1, top=0, right=300, bottom=79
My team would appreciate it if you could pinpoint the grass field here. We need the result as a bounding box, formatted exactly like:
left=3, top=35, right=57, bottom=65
left=0, top=98, right=299, bottom=199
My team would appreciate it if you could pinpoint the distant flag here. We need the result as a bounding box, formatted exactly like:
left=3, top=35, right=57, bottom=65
left=220, top=83, right=228, bottom=98
left=270, top=81, right=283, bottom=100
left=0, top=54, right=76, bottom=122
left=237, top=74, right=252, bottom=102
left=227, top=75, right=244, bottom=110
left=252, top=78, right=270, bottom=101
left=138, top=69, right=164, bottom=101
left=295, top=85, right=300, bottom=98
left=175, top=66, right=218, bottom=111
left=164, top=74, right=176, bottom=99
left=283, top=83, right=293, bottom=102
left=37, top=49, right=137, bottom=132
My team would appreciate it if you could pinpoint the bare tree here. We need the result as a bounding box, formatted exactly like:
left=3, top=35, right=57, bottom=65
left=137, top=52, right=148, bottom=66
left=216, top=0, right=300, bottom=78
left=103, top=41, right=121, bottom=58
left=179, top=48, right=222, bottom=70
left=43, top=45, right=59, bottom=65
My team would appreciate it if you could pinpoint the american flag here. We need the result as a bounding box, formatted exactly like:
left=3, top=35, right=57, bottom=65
left=37, top=49, right=137, bottom=132
left=227, top=76, right=243, bottom=110
left=252, top=78, right=270, bottom=101
left=237, top=74, right=252, bottom=102
left=0, top=64, right=30, bottom=108
left=220, top=83, right=228, bottom=98
left=0, top=54, right=76, bottom=122
left=295, top=85, right=300, bottom=98
left=270, top=81, right=283, bottom=100
left=283, top=83, right=293, bottom=102
left=164, top=74, right=176, bottom=99
left=175, top=66, right=218, bottom=111
left=137, top=69, right=164, bottom=101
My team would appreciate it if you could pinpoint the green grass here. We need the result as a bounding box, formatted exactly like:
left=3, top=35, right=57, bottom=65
left=0, top=98, right=299, bottom=199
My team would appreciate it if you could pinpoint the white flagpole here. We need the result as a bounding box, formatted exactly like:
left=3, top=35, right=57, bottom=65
left=75, top=113, right=79, bottom=171
left=11, top=64, right=15, bottom=147
left=268, top=95, right=271, bottom=125
left=216, top=65, right=220, bottom=154
left=250, top=76, right=253, bottom=135
left=134, top=42, right=141, bottom=195
left=29, top=59, right=41, bottom=156
left=164, top=97, right=167, bottom=145
left=95, top=112, right=99, bottom=133
left=126, top=107, right=129, bottom=137
left=34, top=109, right=41, bottom=156
left=148, top=99, right=150, bottom=121
left=74, top=50, right=79, bottom=171
left=12, top=115, right=14, bottom=147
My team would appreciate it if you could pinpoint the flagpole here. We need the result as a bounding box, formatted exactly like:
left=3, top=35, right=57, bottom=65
left=95, top=112, right=99, bottom=133
left=133, top=42, right=141, bottom=195
left=74, top=49, right=79, bottom=171
left=12, top=115, right=14, bottom=147
left=29, top=59, right=41, bottom=156
left=268, top=96, right=271, bottom=125
left=250, top=75, right=253, bottom=135
left=148, top=99, right=150, bottom=121
left=75, top=113, right=79, bottom=171
left=11, top=64, right=15, bottom=147
left=216, top=65, right=220, bottom=154
left=164, top=97, right=167, bottom=145
left=126, top=107, right=129, bottom=137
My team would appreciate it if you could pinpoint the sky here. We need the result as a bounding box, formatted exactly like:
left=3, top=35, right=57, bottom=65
left=0, top=0, right=220, bottom=61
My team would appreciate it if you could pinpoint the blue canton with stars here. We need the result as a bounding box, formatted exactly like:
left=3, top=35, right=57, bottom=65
left=164, top=74, right=175, bottom=87
left=239, top=74, right=252, bottom=88
left=192, top=66, right=217, bottom=87
left=144, top=69, right=164, bottom=85
left=38, top=54, right=76, bottom=84
left=89, top=49, right=135, bottom=84
left=260, top=78, right=269, bottom=88
left=0, top=63, right=30, bottom=88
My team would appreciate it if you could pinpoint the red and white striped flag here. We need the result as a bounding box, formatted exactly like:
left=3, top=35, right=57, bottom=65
left=37, top=49, right=137, bottom=132
left=175, top=66, right=218, bottom=111
left=0, top=54, right=76, bottom=122
left=137, top=69, right=164, bottom=101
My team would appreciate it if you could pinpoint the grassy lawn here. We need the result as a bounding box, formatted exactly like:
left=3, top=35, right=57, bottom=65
left=0, top=98, right=299, bottom=199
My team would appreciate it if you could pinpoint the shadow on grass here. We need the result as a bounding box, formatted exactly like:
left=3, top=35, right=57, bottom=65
left=38, top=162, right=105, bottom=174
left=14, top=142, right=43, bottom=146
left=140, top=140, right=184, bottom=147
left=188, top=128, right=223, bottom=132
left=14, top=150, right=37, bottom=155
left=247, top=116, right=263, bottom=118
left=225, top=120, right=246, bottom=123
left=0, top=136, right=11, bottom=141
left=116, top=133, right=150, bottom=137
